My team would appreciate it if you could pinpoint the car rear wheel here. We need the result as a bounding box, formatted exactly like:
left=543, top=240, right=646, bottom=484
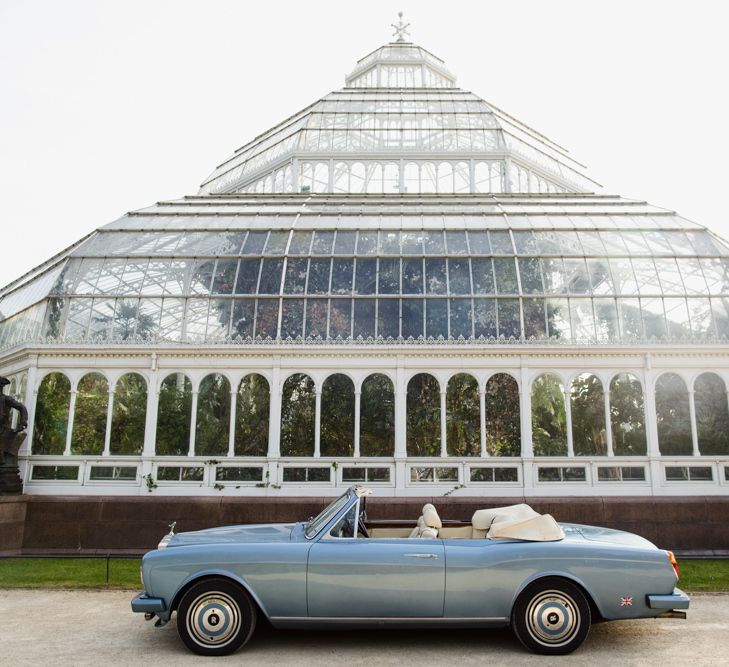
left=176, top=578, right=256, bottom=656
left=511, top=578, right=591, bottom=655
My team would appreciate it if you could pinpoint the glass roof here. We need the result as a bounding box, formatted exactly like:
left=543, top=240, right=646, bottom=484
left=198, top=40, right=598, bottom=196
left=1, top=194, right=728, bottom=348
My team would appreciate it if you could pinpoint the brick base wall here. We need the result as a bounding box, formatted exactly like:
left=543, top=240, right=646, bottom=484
left=3, top=495, right=728, bottom=556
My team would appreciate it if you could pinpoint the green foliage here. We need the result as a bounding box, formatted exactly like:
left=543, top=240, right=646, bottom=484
left=235, top=374, right=269, bottom=456
left=656, top=373, right=692, bottom=456
left=70, top=373, right=108, bottom=455
left=407, top=373, right=440, bottom=456
left=32, top=372, right=70, bottom=454
left=446, top=374, right=480, bottom=456
left=144, top=473, right=157, bottom=492
left=321, top=374, right=354, bottom=456
left=570, top=374, right=606, bottom=456
left=195, top=373, right=230, bottom=456
left=110, top=373, right=147, bottom=455
left=485, top=373, right=521, bottom=456
left=360, top=374, right=395, bottom=456
left=610, top=373, right=647, bottom=455
left=280, top=373, right=315, bottom=456
left=694, top=372, right=729, bottom=455
left=531, top=374, right=567, bottom=456
left=155, top=373, right=192, bottom=456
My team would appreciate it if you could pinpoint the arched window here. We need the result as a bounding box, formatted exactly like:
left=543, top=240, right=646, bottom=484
left=407, top=373, right=440, bottom=456
left=195, top=373, right=231, bottom=456
left=71, top=373, right=108, bottom=455
left=235, top=374, right=269, bottom=456
left=156, top=373, right=192, bottom=456
left=531, top=373, right=567, bottom=456
left=404, top=162, right=419, bottom=193
left=437, top=162, right=453, bottom=193
left=421, top=162, right=437, bottom=193
left=694, top=372, right=729, bottom=455
left=383, top=162, right=399, bottom=192
left=609, top=373, right=647, bottom=456
left=454, top=161, right=470, bottom=193
left=281, top=373, right=315, bottom=456
left=365, top=163, right=383, bottom=193
left=321, top=374, right=355, bottom=456
left=655, top=373, right=692, bottom=456
left=110, top=373, right=147, bottom=455
left=446, top=373, right=480, bottom=456
left=32, top=372, right=71, bottom=455
left=333, top=162, right=349, bottom=192
left=349, top=162, right=366, bottom=193
left=570, top=373, right=606, bottom=456
left=360, top=373, right=395, bottom=456
left=485, top=373, right=520, bottom=456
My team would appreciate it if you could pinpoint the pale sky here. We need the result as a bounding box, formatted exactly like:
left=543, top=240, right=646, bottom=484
left=1, top=0, right=727, bottom=289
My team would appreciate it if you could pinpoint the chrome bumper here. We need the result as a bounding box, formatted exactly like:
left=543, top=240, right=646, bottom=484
left=131, top=592, right=166, bottom=614
left=647, top=587, right=690, bottom=611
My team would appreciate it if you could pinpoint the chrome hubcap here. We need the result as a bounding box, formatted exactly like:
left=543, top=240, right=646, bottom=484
left=526, top=590, right=579, bottom=647
left=187, top=592, right=240, bottom=647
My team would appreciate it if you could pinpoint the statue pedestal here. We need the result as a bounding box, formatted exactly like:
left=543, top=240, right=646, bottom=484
left=0, top=429, right=25, bottom=496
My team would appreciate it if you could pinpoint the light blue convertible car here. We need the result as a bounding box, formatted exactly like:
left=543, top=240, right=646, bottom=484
left=131, top=486, right=688, bottom=656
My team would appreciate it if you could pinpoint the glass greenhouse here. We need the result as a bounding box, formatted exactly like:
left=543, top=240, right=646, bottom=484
left=1, top=29, right=728, bottom=497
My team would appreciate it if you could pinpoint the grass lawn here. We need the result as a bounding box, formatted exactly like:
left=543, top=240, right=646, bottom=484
left=0, top=557, right=142, bottom=589
left=0, top=557, right=727, bottom=592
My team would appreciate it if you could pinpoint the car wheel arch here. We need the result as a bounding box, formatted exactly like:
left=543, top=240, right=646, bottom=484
left=511, top=572, right=604, bottom=623
left=170, top=571, right=269, bottom=620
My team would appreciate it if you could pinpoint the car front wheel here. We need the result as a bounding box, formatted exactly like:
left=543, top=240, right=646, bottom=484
left=176, top=578, right=256, bottom=656
left=511, top=577, right=591, bottom=655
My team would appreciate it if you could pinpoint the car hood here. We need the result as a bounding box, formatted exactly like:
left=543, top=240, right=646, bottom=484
left=562, top=523, right=657, bottom=549
left=166, top=522, right=297, bottom=547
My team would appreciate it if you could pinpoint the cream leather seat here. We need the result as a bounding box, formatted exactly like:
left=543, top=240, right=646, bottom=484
left=409, top=503, right=442, bottom=538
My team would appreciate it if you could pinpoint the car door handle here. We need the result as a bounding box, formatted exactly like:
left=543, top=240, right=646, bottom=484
left=404, top=553, right=439, bottom=559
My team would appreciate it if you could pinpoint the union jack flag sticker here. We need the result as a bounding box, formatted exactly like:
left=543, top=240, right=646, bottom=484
left=620, top=596, right=633, bottom=606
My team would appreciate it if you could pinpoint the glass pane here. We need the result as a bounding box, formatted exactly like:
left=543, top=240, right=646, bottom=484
left=281, top=374, right=315, bottom=456
left=254, top=299, right=279, bottom=338
left=321, top=374, right=355, bottom=457
left=493, top=259, right=518, bottom=295
left=656, top=373, right=692, bottom=456
left=329, top=299, right=352, bottom=338
left=449, top=298, right=472, bottom=338
left=195, top=374, right=231, bottom=457
left=532, top=374, right=567, bottom=456
left=360, top=374, right=395, bottom=456
left=377, top=299, right=399, bottom=338
left=156, top=374, right=192, bottom=456
left=497, top=299, right=521, bottom=338
left=71, top=373, right=108, bottom=455
left=446, top=374, right=480, bottom=456
left=407, top=374, right=441, bottom=456
left=355, top=259, right=377, bottom=295
left=110, top=373, right=147, bottom=455
left=378, top=259, right=400, bottom=294
left=570, top=374, right=606, bottom=456
left=353, top=299, right=376, bottom=338
left=258, top=259, right=284, bottom=294
left=281, top=299, right=304, bottom=338
left=307, top=258, right=331, bottom=294
left=235, top=374, right=269, bottom=456
left=694, top=373, right=729, bottom=455
left=447, top=259, right=471, bottom=295
left=331, top=259, right=354, bottom=294
left=32, top=373, right=71, bottom=454
left=305, top=298, right=328, bottom=338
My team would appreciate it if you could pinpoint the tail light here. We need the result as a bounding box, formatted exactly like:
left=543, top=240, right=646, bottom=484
left=666, top=550, right=680, bottom=580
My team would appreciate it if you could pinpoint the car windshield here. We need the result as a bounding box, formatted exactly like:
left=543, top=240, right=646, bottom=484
left=305, top=491, right=352, bottom=538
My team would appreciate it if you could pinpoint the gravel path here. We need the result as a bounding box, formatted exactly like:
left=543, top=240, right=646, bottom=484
left=1, top=589, right=726, bottom=666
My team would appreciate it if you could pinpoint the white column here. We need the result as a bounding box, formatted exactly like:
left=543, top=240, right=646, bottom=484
left=64, top=390, right=77, bottom=456
left=102, top=389, right=115, bottom=456
left=604, top=387, right=614, bottom=457
left=479, top=385, right=487, bottom=458
left=314, top=388, right=322, bottom=458
left=688, top=388, right=700, bottom=457
left=141, top=371, right=159, bottom=458
left=227, top=389, right=237, bottom=458
left=440, top=389, right=447, bottom=458
left=394, top=367, right=407, bottom=459
left=267, top=367, right=282, bottom=459
left=353, top=389, right=361, bottom=458
left=643, top=371, right=661, bottom=457
left=564, top=388, right=574, bottom=458
left=520, top=367, right=533, bottom=458
left=188, top=391, right=198, bottom=457
left=24, top=360, right=38, bottom=455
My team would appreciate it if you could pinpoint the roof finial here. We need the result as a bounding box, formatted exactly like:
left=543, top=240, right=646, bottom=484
left=391, top=11, right=410, bottom=42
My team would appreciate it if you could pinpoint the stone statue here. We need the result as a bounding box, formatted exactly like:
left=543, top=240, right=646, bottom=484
left=0, top=376, right=28, bottom=495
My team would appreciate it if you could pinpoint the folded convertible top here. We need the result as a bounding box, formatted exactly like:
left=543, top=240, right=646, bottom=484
left=472, top=504, right=565, bottom=542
